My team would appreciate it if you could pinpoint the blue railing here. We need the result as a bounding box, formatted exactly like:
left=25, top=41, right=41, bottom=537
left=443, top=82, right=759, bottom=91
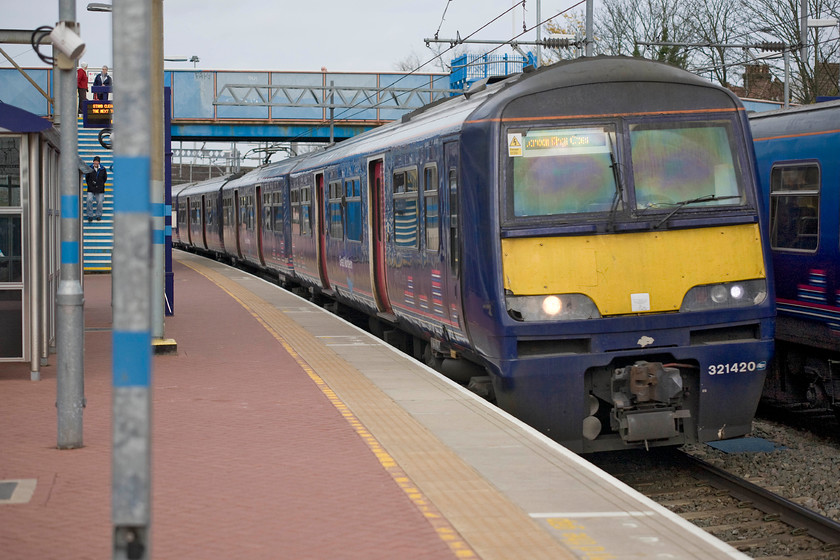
left=449, top=52, right=538, bottom=90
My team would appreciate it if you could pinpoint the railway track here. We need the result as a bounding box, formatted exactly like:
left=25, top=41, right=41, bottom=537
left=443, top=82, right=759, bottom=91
left=589, top=448, right=840, bottom=559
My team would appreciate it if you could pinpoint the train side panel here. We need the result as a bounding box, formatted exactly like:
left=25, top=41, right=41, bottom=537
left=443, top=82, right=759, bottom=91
left=751, top=101, right=840, bottom=414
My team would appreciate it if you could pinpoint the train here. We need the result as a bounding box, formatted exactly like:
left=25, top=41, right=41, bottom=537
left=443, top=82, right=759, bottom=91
left=173, top=56, right=775, bottom=453
left=750, top=100, right=840, bottom=419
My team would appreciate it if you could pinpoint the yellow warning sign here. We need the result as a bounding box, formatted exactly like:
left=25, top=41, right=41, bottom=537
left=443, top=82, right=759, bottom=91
left=508, top=133, right=522, bottom=157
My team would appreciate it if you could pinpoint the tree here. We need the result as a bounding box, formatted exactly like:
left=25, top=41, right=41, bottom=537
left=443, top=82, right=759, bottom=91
left=594, top=0, right=693, bottom=67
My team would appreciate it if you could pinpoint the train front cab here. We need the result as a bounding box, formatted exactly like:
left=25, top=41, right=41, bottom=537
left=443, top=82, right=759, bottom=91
left=459, top=58, right=776, bottom=453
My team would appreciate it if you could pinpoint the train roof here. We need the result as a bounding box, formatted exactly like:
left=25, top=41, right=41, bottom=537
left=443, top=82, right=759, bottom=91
left=748, top=98, right=840, bottom=139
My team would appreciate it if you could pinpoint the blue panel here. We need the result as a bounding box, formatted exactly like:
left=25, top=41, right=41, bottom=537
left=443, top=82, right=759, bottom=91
left=0, top=69, right=51, bottom=116
left=379, top=74, right=430, bottom=121
left=269, top=72, right=324, bottom=120
left=114, top=156, right=150, bottom=213
left=171, top=70, right=215, bottom=119
left=61, top=241, right=79, bottom=264
left=327, top=73, right=378, bottom=121
left=113, top=330, right=151, bottom=387
left=216, top=72, right=270, bottom=119
left=61, top=195, right=79, bottom=218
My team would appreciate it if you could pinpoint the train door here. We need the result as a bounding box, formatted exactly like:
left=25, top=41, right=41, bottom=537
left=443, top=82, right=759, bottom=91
left=443, top=141, right=462, bottom=330
left=368, top=159, right=392, bottom=314
left=233, top=189, right=243, bottom=259
left=200, top=194, right=208, bottom=249
left=255, top=184, right=266, bottom=266
left=314, top=173, right=331, bottom=290
left=185, top=196, right=193, bottom=246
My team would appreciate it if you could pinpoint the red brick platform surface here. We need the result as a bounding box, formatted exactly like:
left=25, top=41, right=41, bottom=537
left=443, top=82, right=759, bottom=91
left=0, top=262, right=457, bottom=559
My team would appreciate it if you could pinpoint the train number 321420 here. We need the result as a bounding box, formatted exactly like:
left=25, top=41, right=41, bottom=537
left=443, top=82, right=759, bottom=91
left=707, top=361, right=767, bottom=375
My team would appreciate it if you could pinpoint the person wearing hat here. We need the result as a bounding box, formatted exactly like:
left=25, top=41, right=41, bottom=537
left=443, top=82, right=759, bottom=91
left=85, top=156, right=107, bottom=222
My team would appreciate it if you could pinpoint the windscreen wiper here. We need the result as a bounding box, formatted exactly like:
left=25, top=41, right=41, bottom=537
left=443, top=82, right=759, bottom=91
left=606, top=136, right=624, bottom=231
left=652, top=194, right=741, bottom=229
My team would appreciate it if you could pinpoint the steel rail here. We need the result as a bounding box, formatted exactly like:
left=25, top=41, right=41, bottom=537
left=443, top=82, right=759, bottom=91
left=681, top=451, right=840, bottom=548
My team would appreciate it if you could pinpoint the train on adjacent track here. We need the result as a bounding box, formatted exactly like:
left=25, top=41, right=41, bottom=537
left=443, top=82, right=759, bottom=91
left=174, top=56, right=775, bottom=453
left=750, top=100, right=840, bottom=421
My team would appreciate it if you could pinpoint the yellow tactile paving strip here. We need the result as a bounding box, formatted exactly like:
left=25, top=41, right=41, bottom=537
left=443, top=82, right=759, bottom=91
left=181, top=254, right=576, bottom=560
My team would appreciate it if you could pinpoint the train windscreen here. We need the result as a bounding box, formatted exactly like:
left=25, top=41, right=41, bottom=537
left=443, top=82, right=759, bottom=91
left=505, top=118, right=746, bottom=223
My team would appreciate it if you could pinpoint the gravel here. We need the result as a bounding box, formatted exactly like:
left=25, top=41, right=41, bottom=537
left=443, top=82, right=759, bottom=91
left=683, top=418, right=840, bottom=522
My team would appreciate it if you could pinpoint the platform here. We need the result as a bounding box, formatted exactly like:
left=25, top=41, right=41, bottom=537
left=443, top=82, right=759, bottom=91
left=0, top=250, right=749, bottom=559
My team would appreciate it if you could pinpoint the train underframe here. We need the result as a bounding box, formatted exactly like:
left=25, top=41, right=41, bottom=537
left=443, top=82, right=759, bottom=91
left=488, top=338, right=773, bottom=454
left=765, top=339, right=840, bottom=422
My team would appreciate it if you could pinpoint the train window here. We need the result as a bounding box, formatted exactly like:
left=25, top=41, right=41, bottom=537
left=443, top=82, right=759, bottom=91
left=393, top=167, right=418, bottom=247
left=424, top=165, right=439, bottom=252
left=329, top=180, right=343, bottom=239
left=205, top=198, right=214, bottom=226
left=630, top=121, right=743, bottom=209
left=769, top=164, right=820, bottom=251
left=273, top=191, right=283, bottom=232
left=509, top=126, right=618, bottom=216
left=345, top=178, right=362, bottom=242
left=263, top=192, right=272, bottom=231
left=300, top=186, right=312, bottom=236
left=190, top=200, right=200, bottom=225
left=291, top=188, right=300, bottom=231
left=0, top=137, right=21, bottom=207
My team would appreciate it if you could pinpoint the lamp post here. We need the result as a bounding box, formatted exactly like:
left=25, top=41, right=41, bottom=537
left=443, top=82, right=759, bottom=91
left=807, top=17, right=839, bottom=99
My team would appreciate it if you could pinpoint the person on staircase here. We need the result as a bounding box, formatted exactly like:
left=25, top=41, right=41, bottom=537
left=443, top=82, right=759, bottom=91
left=85, top=156, right=107, bottom=222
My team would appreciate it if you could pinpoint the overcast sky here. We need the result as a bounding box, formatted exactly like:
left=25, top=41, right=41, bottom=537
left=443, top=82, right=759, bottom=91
left=3, top=0, right=570, bottom=73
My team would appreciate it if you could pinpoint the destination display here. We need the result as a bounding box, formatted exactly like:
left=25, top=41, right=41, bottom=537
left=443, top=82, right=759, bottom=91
left=83, top=101, right=113, bottom=128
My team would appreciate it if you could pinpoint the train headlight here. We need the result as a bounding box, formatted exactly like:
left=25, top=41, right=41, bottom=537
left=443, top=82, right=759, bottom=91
left=680, top=279, right=767, bottom=312
left=506, top=294, right=601, bottom=321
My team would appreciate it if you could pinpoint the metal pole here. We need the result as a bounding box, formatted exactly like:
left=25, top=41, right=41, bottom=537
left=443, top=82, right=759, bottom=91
left=28, top=134, right=41, bottom=380
left=784, top=48, right=790, bottom=108
left=56, top=0, right=85, bottom=448
left=801, top=0, right=808, bottom=65
left=329, top=80, right=334, bottom=144
left=536, top=0, right=541, bottom=66
left=151, top=0, right=164, bottom=339
left=111, top=0, right=152, bottom=558
left=585, top=0, right=594, bottom=56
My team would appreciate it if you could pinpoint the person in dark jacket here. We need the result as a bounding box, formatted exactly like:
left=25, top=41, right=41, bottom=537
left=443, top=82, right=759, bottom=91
left=85, top=156, right=107, bottom=221
left=93, top=65, right=112, bottom=100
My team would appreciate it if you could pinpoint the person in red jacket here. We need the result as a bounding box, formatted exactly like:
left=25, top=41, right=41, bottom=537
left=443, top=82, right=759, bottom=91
left=77, top=62, right=88, bottom=115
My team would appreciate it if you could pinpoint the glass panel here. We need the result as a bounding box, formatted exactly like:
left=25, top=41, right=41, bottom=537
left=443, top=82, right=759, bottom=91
left=0, top=215, right=22, bottom=283
left=329, top=201, right=343, bottom=239
left=631, top=121, right=742, bottom=209
left=511, top=127, right=617, bottom=216
left=769, top=165, right=820, bottom=251
left=394, top=196, right=418, bottom=247
left=0, top=289, right=23, bottom=358
left=346, top=200, right=362, bottom=241
left=425, top=193, right=439, bottom=251
left=0, top=137, right=21, bottom=207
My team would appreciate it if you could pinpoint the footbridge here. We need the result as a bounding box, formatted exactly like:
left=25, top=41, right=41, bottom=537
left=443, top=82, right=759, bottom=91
left=0, top=67, right=455, bottom=142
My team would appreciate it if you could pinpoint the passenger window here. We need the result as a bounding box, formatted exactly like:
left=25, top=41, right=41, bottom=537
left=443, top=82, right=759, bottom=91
left=424, top=165, right=439, bottom=252
left=345, top=178, right=362, bottom=242
left=769, top=164, right=819, bottom=251
left=393, top=167, right=418, bottom=247
left=328, top=181, right=343, bottom=239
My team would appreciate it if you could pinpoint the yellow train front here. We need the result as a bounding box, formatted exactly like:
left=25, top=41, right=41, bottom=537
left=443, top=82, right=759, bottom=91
left=459, top=57, right=775, bottom=453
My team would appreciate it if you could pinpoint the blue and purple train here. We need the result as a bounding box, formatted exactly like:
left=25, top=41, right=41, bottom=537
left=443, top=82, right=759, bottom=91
left=174, top=56, right=775, bottom=453
left=750, top=100, right=840, bottom=419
